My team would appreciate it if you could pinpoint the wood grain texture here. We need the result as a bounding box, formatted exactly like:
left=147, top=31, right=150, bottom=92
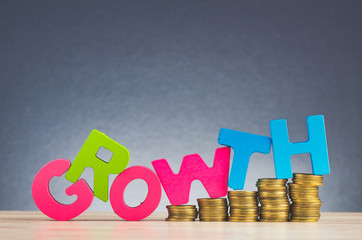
left=0, top=211, right=361, bottom=240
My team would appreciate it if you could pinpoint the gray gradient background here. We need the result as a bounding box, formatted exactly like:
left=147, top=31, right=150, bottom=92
left=1, top=0, right=361, bottom=212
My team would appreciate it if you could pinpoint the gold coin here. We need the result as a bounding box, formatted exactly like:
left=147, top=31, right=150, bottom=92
left=230, top=212, right=259, bottom=217
left=259, top=200, right=290, bottom=205
left=291, top=204, right=321, bottom=209
left=229, top=199, right=258, bottom=203
left=197, top=198, right=227, bottom=202
left=199, top=217, right=228, bottom=221
left=289, top=192, right=319, bottom=196
left=258, top=178, right=288, bottom=183
left=166, top=205, right=198, bottom=221
left=291, top=215, right=320, bottom=218
left=288, top=173, right=324, bottom=222
left=289, top=191, right=320, bottom=194
left=260, top=207, right=290, bottom=212
left=230, top=208, right=259, bottom=212
left=230, top=206, right=258, bottom=211
left=228, top=191, right=257, bottom=197
left=290, top=217, right=320, bottom=221
left=291, top=197, right=321, bottom=202
left=229, top=200, right=258, bottom=204
left=290, top=219, right=319, bottom=222
left=229, top=195, right=258, bottom=199
left=292, top=200, right=322, bottom=204
left=165, top=218, right=196, bottom=221
left=198, top=212, right=227, bottom=216
left=292, top=181, right=323, bottom=186
left=167, top=205, right=196, bottom=208
left=228, top=217, right=258, bottom=222
left=258, top=191, right=288, bottom=197
left=289, top=188, right=319, bottom=192
left=198, top=204, right=228, bottom=208
left=293, top=173, right=323, bottom=179
left=259, top=218, right=289, bottom=222
left=228, top=190, right=260, bottom=221
left=289, top=183, right=319, bottom=188
left=229, top=205, right=259, bottom=209
left=260, top=210, right=290, bottom=215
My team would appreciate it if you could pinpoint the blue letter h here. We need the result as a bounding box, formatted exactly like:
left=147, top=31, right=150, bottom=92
left=270, top=115, right=330, bottom=179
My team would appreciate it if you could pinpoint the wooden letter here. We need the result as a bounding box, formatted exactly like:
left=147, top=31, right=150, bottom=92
left=65, top=130, right=130, bottom=202
left=32, top=159, right=93, bottom=221
left=110, top=166, right=162, bottom=221
left=270, top=115, right=330, bottom=179
left=152, top=147, right=230, bottom=205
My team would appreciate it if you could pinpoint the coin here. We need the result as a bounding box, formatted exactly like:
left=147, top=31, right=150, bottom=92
left=289, top=173, right=324, bottom=222
left=197, top=198, right=228, bottom=221
left=227, top=191, right=259, bottom=222
left=257, top=178, right=290, bottom=222
left=166, top=205, right=198, bottom=221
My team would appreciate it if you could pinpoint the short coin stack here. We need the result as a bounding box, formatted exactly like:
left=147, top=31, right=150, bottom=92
left=228, top=191, right=259, bottom=222
left=257, top=178, right=290, bottom=222
left=289, top=173, right=323, bottom=222
left=165, top=205, right=198, bottom=221
left=197, top=198, right=228, bottom=221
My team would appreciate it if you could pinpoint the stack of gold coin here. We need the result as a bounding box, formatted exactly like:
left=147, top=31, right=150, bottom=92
left=197, top=198, right=228, bottom=221
left=289, top=173, right=323, bottom=222
left=257, top=178, right=290, bottom=222
left=165, top=205, right=198, bottom=221
left=228, top=191, right=259, bottom=222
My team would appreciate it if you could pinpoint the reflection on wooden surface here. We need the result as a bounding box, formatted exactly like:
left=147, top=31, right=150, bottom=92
left=0, top=212, right=361, bottom=240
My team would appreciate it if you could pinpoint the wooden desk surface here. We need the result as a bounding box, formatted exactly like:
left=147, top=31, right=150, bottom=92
left=0, top=211, right=361, bottom=240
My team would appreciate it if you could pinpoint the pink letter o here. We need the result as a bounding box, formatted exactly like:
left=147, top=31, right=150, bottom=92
left=110, top=166, right=161, bottom=221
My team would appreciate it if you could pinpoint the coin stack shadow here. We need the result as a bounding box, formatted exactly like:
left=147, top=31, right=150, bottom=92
left=257, top=178, right=290, bottom=222
left=165, top=205, right=198, bottom=221
left=228, top=191, right=259, bottom=222
left=289, top=173, right=323, bottom=222
left=197, top=198, right=228, bottom=221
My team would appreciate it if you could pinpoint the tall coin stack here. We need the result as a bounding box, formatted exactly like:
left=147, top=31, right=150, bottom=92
left=197, top=198, right=228, bottom=221
left=228, top=191, right=259, bottom=222
left=165, top=205, right=198, bottom=221
left=289, top=173, right=323, bottom=222
left=257, top=178, right=290, bottom=222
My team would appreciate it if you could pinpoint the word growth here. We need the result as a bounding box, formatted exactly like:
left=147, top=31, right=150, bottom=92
left=32, top=115, right=330, bottom=221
